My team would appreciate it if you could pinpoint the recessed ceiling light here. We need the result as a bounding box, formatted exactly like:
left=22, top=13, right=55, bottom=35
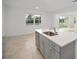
left=72, top=0, right=77, bottom=3
left=35, top=6, right=39, bottom=9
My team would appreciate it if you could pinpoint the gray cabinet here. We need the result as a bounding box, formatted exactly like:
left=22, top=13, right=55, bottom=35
left=35, top=31, right=76, bottom=59
left=45, top=41, right=60, bottom=59
left=35, top=32, right=40, bottom=49
left=39, top=34, right=46, bottom=56
left=35, top=32, right=45, bottom=56
left=38, top=34, right=60, bottom=59
left=61, top=41, right=76, bottom=59
left=43, top=37, right=49, bottom=59
left=50, top=48, right=60, bottom=59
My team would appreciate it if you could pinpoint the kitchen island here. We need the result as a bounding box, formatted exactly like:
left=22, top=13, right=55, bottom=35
left=35, top=29, right=76, bottom=59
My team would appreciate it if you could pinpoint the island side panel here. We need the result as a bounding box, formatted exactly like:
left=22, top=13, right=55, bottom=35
left=35, top=31, right=40, bottom=49
left=35, top=31, right=46, bottom=57
left=61, top=40, right=76, bottom=59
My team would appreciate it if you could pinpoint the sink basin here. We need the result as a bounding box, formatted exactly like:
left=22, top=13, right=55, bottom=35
left=43, top=31, right=58, bottom=36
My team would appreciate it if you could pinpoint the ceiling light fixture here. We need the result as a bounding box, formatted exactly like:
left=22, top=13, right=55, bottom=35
left=35, top=6, right=39, bottom=9
left=72, top=0, right=77, bottom=2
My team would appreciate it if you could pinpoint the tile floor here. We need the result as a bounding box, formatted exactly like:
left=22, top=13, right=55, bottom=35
left=3, top=34, right=44, bottom=59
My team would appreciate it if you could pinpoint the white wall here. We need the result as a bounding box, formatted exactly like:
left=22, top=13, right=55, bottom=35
left=3, top=6, right=53, bottom=36
left=2, top=5, right=5, bottom=36
left=3, top=5, right=76, bottom=36
left=2, top=4, right=7, bottom=37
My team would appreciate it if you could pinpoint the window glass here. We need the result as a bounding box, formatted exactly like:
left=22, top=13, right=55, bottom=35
left=74, top=16, right=76, bottom=24
left=59, top=16, right=68, bottom=28
left=25, top=14, right=41, bottom=25
left=26, top=14, right=33, bottom=24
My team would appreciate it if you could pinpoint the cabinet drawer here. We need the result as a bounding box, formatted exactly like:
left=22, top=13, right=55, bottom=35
left=48, top=41, right=60, bottom=53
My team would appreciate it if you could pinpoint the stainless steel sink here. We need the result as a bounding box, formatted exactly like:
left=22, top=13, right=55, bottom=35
left=43, top=31, right=58, bottom=36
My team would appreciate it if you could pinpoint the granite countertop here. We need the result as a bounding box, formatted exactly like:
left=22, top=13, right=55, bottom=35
left=35, top=28, right=77, bottom=47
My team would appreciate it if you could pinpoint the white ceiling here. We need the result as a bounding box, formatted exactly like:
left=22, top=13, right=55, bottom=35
left=3, top=0, right=77, bottom=12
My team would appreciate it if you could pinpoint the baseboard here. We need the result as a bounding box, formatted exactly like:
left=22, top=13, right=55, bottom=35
left=4, top=33, right=35, bottom=38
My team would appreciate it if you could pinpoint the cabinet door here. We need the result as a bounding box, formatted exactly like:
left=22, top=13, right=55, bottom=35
left=35, top=32, right=40, bottom=49
left=51, top=49, right=60, bottom=59
left=44, top=39, right=49, bottom=59
left=39, top=34, right=45, bottom=55
left=45, top=46, right=50, bottom=59
left=45, top=44, right=60, bottom=59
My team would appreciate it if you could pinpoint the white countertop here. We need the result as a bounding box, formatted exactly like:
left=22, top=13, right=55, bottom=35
left=35, top=28, right=77, bottom=47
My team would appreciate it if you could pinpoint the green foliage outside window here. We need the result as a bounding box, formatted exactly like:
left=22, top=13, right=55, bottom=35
left=26, top=14, right=41, bottom=25
left=59, top=16, right=68, bottom=28
left=74, top=16, right=76, bottom=24
left=26, top=15, right=33, bottom=24
left=35, top=16, right=41, bottom=24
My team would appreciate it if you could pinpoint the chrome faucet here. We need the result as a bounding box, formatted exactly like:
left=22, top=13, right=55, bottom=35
left=53, top=27, right=57, bottom=34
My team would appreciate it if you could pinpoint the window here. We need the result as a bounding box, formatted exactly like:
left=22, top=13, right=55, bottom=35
left=73, top=16, right=77, bottom=28
left=59, top=16, right=68, bottom=28
left=34, top=15, right=41, bottom=24
left=73, top=16, right=76, bottom=24
left=25, top=14, right=41, bottom=25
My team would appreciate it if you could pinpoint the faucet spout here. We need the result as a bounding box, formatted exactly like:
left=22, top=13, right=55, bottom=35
left=53, top=28, right=57, bottom=34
